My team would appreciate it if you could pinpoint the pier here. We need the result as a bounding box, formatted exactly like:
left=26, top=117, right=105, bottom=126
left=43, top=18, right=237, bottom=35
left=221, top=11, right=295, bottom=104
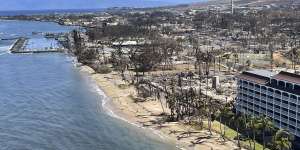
left=9, top=37, right=63, bottom=54
left=9, top=37, right=28, bottom=52
left=11, top=49, right=64, bottom=54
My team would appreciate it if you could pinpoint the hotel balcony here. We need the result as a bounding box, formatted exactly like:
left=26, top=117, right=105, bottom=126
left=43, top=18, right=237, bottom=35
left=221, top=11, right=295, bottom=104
left=282, top=103, right=289, bottom=109
left=296, top=130, right=300, bottom=136
left=282, top=95, right=289, bottom=101
left=289, top=128, right=296, bottom=134
left=254, top=100, right=260, bottom=104
left=266, top=97, right=273, bottom=102
left=248, top=92, right=254, bottom=97
left=267, top=91, right=273, bottom=96
left=248, top=99, right=254, bottom=104
left=260, top=102, right=266, bottom=107
left=267, top=105, right=273, bottom=110
left=241, top=96, right=247, bottom=100
left=290, top=113, right=297, bottom=119
left=290, top=97, right=297, bottom=103
left=290, top=105, right=296, bottom=111
left=261, top=89, right=267, bottom=93
left=281, top=110, right=288, bottom=116
left=274, top=101, right=281, bottom=106
left=290, top=120, right=297, bottom=127
left=274, top=93, right=282, bottom=99
left=259, top=109, right=266, bottom=114
left=281, top=118, right=289, bottom=124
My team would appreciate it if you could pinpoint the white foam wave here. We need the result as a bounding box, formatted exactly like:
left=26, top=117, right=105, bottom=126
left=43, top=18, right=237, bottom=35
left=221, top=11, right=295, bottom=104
left=93, top=85, right=186, bottom=149
left=0, top=45, right=9, bottom=51
left=65, top=55, right=80, bottom=67
left=0, top=45, right=10, bottom=56
left=73, top=60, right=183, bottom=149
left=71, top=56, right=185, bottom=150
left=0, top=52, right=7, bottom=56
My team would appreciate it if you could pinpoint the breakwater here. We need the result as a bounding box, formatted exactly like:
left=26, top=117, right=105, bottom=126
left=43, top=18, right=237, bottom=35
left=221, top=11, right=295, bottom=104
left=9, top=37, right=63, bottom=54
left=9, top=37, right=28, bottom=52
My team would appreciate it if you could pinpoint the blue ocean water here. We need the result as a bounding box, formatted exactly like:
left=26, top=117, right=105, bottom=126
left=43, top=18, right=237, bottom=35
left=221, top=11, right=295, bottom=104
left=0, top=20, right=176, bottom=150
left=0, top=9, right=103, bottom=16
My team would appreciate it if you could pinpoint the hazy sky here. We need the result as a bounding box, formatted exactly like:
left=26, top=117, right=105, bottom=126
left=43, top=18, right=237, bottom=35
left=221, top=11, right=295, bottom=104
left=0, top=0, right=205, bottom=11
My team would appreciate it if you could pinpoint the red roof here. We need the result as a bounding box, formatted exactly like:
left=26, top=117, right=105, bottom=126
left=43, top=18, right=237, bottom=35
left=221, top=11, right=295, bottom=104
left=272, top=71, right=300, bottom=84
left=237, top=72, right=269, bottom=84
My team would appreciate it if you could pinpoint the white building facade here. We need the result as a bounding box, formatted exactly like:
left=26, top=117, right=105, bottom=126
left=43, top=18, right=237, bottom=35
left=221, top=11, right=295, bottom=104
left=236, top=70, right=300, bottom=136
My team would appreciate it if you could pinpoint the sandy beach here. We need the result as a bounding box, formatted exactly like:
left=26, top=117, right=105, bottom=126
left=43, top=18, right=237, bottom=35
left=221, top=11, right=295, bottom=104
left=79, top=65, right=240, bottom=150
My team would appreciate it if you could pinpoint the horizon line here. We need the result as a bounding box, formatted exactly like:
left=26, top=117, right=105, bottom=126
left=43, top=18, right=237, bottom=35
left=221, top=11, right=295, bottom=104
left=0, top=1, right=201, bottom=12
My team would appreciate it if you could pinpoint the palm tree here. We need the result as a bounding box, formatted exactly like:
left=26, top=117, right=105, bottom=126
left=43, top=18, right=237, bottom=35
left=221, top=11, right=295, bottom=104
left=242, top=114, right=253, bottom=149
left=256, top=116, right=275, bottom=150
left=247, top=116, right=260, bottom=150
left=232, top=113, right=243, bottom=148
left=216, top=110, right=224, bottom=139
left=166, top=93, right=176, bottom=121
left=222, top=102, right=234, bottom=138
left=203, top=51, right=214, bottom=135
left=273, top=129, right=294, bottom=150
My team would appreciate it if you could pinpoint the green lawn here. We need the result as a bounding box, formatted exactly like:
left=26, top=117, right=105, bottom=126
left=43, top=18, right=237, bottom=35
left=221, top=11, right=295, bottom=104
left=203, top=121, right=266, bottom=150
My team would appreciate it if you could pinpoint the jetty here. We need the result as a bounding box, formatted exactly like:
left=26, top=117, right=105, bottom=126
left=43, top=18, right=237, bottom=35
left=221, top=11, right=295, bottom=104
left=0, top=37, right=21, bottom=41
left=11, top=49, right=64, bottom=54
left=9, top=37, right=63, bottom=54
left=9, top=37, right=28, bottom=52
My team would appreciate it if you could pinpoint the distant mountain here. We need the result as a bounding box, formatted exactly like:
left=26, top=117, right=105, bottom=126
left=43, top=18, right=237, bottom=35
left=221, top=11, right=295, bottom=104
left=0, top=0, right=205, bottom=11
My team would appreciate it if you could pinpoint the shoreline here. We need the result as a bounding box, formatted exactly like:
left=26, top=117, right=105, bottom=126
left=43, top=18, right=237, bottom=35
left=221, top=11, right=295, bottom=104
left=78, top=65, right=239, bottom=150
left=78, top=65, right=179, bottom=146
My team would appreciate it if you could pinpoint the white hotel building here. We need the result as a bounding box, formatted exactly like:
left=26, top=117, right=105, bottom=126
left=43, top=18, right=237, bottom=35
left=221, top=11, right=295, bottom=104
left=236, top=70, right=300, bottom=136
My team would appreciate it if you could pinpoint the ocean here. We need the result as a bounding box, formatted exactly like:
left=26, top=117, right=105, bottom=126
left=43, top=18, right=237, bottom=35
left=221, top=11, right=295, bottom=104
left=0, top=20, right=176, bottom=150
left=0, top=9, right=104, bottom=16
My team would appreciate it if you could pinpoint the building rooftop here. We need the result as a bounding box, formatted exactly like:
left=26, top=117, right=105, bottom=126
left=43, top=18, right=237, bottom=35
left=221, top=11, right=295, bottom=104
left=237, top=70, right=271, bottom=85
left=237, top=70, right=300, bottom=95
left=273, top=71, right=300, bottom=85
left=247, top=69, right=275, bottom=78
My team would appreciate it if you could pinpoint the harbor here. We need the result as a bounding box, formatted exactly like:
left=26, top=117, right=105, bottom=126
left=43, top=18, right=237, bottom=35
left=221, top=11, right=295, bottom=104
left=0, top=19, right=175, bottom=150
left=9, top=37, right=28, bottom=52
left=8, top=37, right=64, bottom=53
